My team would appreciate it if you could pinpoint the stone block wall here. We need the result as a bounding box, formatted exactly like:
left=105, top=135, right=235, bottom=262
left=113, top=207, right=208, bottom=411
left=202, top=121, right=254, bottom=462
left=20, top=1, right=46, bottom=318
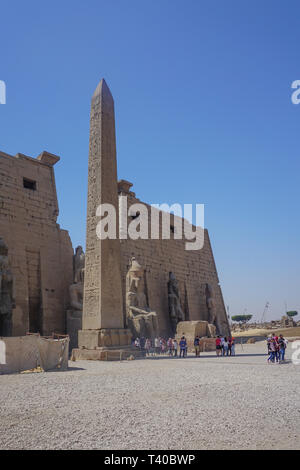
left=118, top=182, right=229, bottom=337
left=0, top=150, right=73, bottom=336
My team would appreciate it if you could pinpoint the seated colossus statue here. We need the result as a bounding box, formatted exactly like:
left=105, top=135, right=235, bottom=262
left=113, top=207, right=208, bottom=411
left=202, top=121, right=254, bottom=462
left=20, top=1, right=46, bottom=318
left=126, top=257, right=158, bottom=339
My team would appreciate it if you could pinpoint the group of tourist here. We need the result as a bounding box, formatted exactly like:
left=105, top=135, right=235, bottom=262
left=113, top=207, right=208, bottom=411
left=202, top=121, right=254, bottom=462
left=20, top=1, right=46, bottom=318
left=133, top=332, right=289, bottom=363
left=133, top=334, right=237, bottom=358
left=267, top=334, right=287, bottom=363
left=133, top=337, right=182, bottom=357
left=215, top=335, right=236, bottom=356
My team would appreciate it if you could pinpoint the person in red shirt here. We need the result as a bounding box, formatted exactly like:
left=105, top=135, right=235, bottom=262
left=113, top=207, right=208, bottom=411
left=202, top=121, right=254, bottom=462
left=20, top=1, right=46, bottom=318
left=216, top=336, right=222, bottom=356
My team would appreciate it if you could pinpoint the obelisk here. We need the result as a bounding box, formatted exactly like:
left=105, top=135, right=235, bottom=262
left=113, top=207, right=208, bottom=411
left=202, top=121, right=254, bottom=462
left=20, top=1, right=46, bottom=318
left=73, top=79, right=133, bottom=360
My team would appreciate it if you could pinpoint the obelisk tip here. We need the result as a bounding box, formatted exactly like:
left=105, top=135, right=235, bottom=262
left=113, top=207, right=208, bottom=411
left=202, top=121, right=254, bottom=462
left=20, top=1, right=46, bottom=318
left=92, top=78, right=114, bottom=102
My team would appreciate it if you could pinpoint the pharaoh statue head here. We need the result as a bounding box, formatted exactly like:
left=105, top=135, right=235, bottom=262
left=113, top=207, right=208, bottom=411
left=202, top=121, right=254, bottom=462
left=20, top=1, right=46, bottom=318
left=128, top=257, right=145, bottom=293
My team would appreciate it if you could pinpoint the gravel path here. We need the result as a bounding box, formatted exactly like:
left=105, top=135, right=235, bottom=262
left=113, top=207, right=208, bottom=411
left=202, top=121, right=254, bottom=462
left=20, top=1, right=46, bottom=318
left=1, top=342, right=299, bottom=450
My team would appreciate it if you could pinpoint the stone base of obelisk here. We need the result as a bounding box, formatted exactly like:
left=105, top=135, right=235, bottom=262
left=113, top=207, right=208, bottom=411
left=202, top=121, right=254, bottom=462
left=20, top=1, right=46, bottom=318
left=71, top=328, right=141, bottom=361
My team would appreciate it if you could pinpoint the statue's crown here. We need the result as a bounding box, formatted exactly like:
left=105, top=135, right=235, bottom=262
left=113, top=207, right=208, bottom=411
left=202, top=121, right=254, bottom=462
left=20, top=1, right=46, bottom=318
left=129, top=257, right=142, bottom=272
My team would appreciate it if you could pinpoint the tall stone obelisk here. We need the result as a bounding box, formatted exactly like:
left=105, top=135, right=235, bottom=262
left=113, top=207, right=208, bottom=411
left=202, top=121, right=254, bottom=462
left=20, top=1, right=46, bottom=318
left=74, top=79, right=133, bottom=360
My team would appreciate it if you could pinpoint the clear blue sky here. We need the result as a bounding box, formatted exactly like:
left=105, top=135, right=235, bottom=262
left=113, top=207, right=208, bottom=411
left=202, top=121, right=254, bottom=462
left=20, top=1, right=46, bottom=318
left=1, top=0, right=299, bottom=321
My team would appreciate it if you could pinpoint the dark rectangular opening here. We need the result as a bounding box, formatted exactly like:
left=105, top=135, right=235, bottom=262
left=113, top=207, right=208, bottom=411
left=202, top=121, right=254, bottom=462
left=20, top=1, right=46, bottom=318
left=23, top=178, right=37, bottom=190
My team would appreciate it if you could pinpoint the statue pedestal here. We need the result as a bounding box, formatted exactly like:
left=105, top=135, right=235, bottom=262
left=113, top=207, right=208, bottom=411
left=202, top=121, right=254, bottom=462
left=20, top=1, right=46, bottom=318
left=71, top=328, right=141, bottom=361
left=66, top=310, right=82, bottom=352
left=175, top=321, right=217, bottom=352
left=199, top=337, right=216, bottom=352
left=71, top=345, right=141, bottom=361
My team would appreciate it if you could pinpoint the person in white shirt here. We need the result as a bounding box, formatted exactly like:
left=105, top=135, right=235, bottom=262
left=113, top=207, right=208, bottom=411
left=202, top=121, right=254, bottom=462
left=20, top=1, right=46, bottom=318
left=223, top=337, right=229, bottom=356
left=154, top=337, right=160, bottom=355
left=220, top=336, right=224, bottom=355
left=173, top=339, right=178, bottom=357
left=145, top=338, right=151, bottom=356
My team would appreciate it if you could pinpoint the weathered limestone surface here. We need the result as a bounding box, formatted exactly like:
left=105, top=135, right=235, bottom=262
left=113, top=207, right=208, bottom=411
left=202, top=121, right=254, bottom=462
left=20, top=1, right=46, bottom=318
left=0, top=150, right=73, bottom=336
left=176, top=320, right=216, bottom=352
left=126, top=257, right=159, bottom=339
left=69, top=246, right=85, bottom=312
left=66, top=310, right=82, bottom=351
left=0, top=239, right=15, bottom=336
left=176, top=320, right=210, bottom=339
left=66, top=246, right=85, bottom=350
left=0, top=82, right=229, bottom=343
left=83, top=79, right=123, bottom=330
left=199, top=337, right=217, bottom=352
left=168, top=272, right=185, bottom=335
left=74, top=79, right=134, bottom=359
left=118, top=183, right=230, bottom=337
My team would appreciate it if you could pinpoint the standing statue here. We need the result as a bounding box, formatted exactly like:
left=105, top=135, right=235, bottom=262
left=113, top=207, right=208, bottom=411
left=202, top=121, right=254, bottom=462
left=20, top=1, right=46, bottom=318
left=126, top=257, right=158, bottom=339
left=69, top=246, right=85, bottom=311
left=168, top=272, right=185, bottom=334
left=74, top=246, right=85, bottom=284
left=67, top=246, right=85, bottom=352
left=205, top=283, right=217, bottom=326
left=205, top=283, right=225, bottom=336
left=0, top=239, right=15, bottom=336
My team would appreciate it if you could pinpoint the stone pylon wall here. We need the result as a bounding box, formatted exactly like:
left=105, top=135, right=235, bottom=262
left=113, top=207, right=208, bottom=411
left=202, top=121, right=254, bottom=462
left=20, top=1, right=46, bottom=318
left=118, top=185, right=229, bottom=337
left=0, top=150, right=73, bottom=336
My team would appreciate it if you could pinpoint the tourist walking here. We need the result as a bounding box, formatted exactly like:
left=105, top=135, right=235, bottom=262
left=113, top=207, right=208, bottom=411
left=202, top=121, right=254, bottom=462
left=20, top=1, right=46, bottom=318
left=216, top=336, right=222, bottom=356
left=179, top=336, right=187, bottom=358
left=167, top=338, right=173, bottom=356
left=278, top=334, right=287, bottom=362
left=154, top=337, right=160, bottom=355
left=145, top=338, right=151, bottom=356
left=150, top=340, right=155, bottom=356
left=161, top=338, right=167, bottom=354
left=185, top=340, right=188, bottom=357
left=140, top=336, right=146, bottom=356
left=267, top=338, right=277, bottom=363
left=194, top=335, right=200, bottom=357
left=231, top=336, right=235, bottom=356
left=220, top=336, right=225, bottom=355
left=273, top=334, right=280, bottom=363
left=223, top=337, right=229, bottom=356
left=173, top=339, right=178, bottom=357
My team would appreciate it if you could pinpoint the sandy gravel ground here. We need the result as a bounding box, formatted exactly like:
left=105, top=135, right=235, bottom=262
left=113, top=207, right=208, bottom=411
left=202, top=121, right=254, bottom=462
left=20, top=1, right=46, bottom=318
left=1, top=342, right=299, bottom=450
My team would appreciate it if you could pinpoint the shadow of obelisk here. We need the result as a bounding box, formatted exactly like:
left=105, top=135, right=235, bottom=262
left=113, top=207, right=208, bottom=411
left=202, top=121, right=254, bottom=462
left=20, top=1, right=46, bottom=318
left=72, top=79, right=136, bottom=361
